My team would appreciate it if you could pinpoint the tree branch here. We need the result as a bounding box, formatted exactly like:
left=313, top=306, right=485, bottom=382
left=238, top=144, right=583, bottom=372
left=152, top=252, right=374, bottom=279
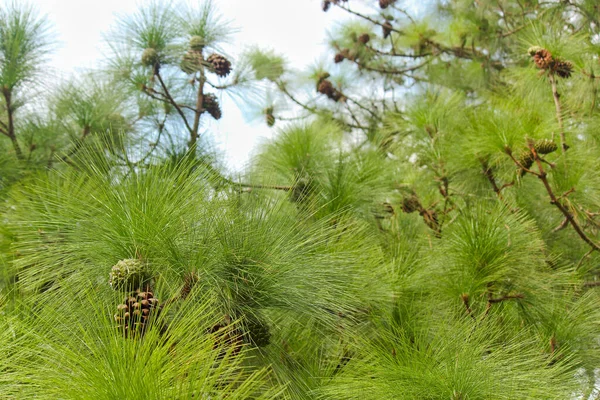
left=1, top=87, right=24, bottom=160
left=529, top=145, right=600, bottom=252
left=154, top=72, right=194, bottom=136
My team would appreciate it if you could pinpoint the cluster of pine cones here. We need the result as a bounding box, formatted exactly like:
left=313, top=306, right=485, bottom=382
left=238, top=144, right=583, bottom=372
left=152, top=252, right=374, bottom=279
left=334, top=34, right=370, bottom=64
left=180, top=36, right=232, bottom=78
left=108, top=259, right=271, bottom=352
left=109, top=259, right=160, bottom=338
left=528, top=46, right=573, bottom=79
left=316, top=73, right=345, bottom=102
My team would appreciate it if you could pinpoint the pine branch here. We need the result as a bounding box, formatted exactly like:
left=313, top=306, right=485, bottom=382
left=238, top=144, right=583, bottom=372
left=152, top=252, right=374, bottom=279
left=487, top=293, right=525, bottom=304
left=365, top=45, right=432, bottom=58
left=349, top=57, right=432, bottom=76
left=528, top=145, right=600, bottom=252
left=60, top=126, right=91, bottom=163
left=460, top=293, right=476, bottom=321
left=190, top=68, right=206, bottom=149
left=1, top=87, right=23, bottom=160
left=155, top=71, right=194, bottom=137
left=335, top=3, right=404, bottom=35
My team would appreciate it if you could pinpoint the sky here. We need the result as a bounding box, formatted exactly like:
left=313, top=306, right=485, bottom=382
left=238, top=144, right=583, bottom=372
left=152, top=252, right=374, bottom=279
left=28, top=0, right=349, bottom=171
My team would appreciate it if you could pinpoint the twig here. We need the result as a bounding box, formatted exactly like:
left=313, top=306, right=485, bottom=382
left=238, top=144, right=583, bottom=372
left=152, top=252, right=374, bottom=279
left=487, top=293, right=525, bottom=304
left=552, top=218, right=569, bottom=233
left=582, top=281, right=600, bottom=287
left=460, top=293, right=476, bottom=321
left=529, top=145, right=600, bottom=251
left=154, top=72, right=194, bottom=136
left=349, top=57, right=432, bottom=75
left=481, top=159, right=506, bottom=201
left=1, top=87, right=23, bottom=160
left=335, top=3, right=404, bottom=35
left=576, top=248, right=594, bottom=270
left=548, top=74, right=568, bottom=152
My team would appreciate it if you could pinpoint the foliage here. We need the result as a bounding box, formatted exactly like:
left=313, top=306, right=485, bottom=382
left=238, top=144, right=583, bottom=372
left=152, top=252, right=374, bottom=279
left=2, top=0, right=600, bottom=398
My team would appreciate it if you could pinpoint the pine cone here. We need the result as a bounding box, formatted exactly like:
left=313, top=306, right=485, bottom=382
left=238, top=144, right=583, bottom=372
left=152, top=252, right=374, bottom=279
left=534, top=139, right=558, bottom=155
left=322, top=0, right=331, bottom=11
left=180, top=272, right=199, bottom=300
left=317, top=79, right=344, bottom=102
left=527, top=46, right=543, bottom=57
left=379, top=0, right=396, bottom=9
left=108, top=259, right=149, bottom=290
left=264, top=107, right=275, bottom=127
left=401, top=196, right=421, bottom=213
left=382, top=22, right=393, bottom=39
left=334, top=52, right=346, bottom=63
left=358, top=33, right=370, bottom=44
left=210, top=317, right=243, bottom=358
left=533, top=48, right=552, bottom=70
left=554, top=59, right=573, bottom=79
left=203, top=94, right=222, bottom=120
left=291, top=178, right=314, bottom=203
left=317, top=79, right=334, bottom=96
left=180, top=51, right=203, bottom=74
left=207, top=53, right=232, bottom=77
left=243, top=316, right=271, bottom=348
left=517, top=151, right=534, bottom=176
left=115, top=289, right=161, bottom=338
left=141, top=48, right=159, bottom=67
left=189, top=36, right=205, bottom=52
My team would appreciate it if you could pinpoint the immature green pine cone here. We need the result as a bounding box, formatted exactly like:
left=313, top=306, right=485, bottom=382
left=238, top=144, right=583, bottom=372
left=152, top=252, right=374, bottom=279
left=141, top=48, right=159, bottom=67
left=534, top=139, right=558, bottom=155
left=189, top=35, right=205, bottom=52
left=108, top=258, right=148, bottom=290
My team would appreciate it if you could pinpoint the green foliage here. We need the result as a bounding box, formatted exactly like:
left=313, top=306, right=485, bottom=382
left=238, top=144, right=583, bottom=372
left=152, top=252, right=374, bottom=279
left=3, top=0, right=600, bottom=397
left=0, top=2, right=52, bottom=90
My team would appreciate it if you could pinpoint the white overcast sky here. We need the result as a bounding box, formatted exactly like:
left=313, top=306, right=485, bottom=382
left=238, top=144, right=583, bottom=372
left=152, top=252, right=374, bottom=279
left=27, top=0, right=350, bottom=171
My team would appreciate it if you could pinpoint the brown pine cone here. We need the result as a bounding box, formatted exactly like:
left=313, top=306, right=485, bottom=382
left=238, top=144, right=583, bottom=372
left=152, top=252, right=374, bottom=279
left=554, top=59, right=573, bottom=79
left=203, top=94, right=222, bottom=120
left=115, top=289, right=161, bottom=338
left=358, top=33, right=370, bottom=44
left=533, top=48, right=552, bottom=70
left=318, top=79, right=335, bottom=97
left=207, top=53, right=232, bottom=77
left=317, top=79, right=345, bottom=102
left=401, top=196, right=421, bottom=213
left=379, top=0, right=396, bottom=9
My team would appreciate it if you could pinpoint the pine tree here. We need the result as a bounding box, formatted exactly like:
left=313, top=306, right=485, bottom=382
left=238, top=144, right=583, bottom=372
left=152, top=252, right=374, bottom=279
left=2, top=0, right=600, bottom=398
